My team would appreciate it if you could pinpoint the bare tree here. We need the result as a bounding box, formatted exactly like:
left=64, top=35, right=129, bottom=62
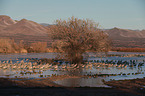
left=50, top=16, right=110, bottom=64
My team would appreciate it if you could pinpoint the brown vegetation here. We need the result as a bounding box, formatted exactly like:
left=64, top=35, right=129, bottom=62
left=0, top=38, right=50, bottom=53
left=112, top=47, right=145, bottom=52
left=28, top=42, right=48, bottom=53
left=50, top=16, right=110, bottom=64
left=0, top=38, right=19, bottom=53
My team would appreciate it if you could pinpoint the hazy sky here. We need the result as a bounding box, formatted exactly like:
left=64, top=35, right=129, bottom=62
left=0, top=0, right=145, bottom=30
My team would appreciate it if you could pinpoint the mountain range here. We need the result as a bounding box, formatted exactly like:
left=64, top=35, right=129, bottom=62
left=0, top=15, right=52, bottom=46
left=0, top=15, right=145, bottom=48
left=0, top=15, right=48, bottom=36
left=105, top=27, right=145, bottom=48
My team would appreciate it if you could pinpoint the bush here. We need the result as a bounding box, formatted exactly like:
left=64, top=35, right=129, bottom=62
left=28, top=42, right=48, bottom=53
left=0, top=38, right=19, bottom=53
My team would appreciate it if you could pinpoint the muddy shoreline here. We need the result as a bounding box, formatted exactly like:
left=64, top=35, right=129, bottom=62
left=0, top=76, right=145, bottom=96
left=104, top=78, right=145, bottom=95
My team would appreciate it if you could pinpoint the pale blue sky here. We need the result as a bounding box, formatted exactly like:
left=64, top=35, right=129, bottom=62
left=0, top=0, right=145, bottom=30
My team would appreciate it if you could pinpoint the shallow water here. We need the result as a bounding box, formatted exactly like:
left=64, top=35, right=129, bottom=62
left=0, top=52, right=145, bottom=87
left=0, top=53, right=57, bottom=60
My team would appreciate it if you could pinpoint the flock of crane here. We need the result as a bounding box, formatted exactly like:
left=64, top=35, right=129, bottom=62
left=0, top=58, right=144, bottom=78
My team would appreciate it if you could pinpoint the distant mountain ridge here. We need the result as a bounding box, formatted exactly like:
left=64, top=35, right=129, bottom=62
left=105, top=27, right=145, bottom=38
left=104, top=28, right=145, bottom=48
left=0, top=15, right=51, bottom=46
left=0, top=15, right=16, bottom=25
left=0, top=15, right=48, bottom=36
left=0, top=15, right=145, bottom=48
left=40, top=23, right=50, bottom=26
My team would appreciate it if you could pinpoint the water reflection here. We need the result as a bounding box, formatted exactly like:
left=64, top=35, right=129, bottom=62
left=54, top=65, right=110, bottom=87
left=54, top=77, right=111, bottom=87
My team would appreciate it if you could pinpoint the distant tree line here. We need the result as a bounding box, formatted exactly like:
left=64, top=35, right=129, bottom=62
left=112, top=48, right=145, bottom=52
left=0, top=38, right=51, bottom=53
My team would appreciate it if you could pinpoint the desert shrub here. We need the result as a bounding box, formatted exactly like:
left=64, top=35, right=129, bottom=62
left=0, top=38, right=19, bottom=53
left=29, top=42, right=47, bottom=53
left=0, top=39, right=49, bottom=53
